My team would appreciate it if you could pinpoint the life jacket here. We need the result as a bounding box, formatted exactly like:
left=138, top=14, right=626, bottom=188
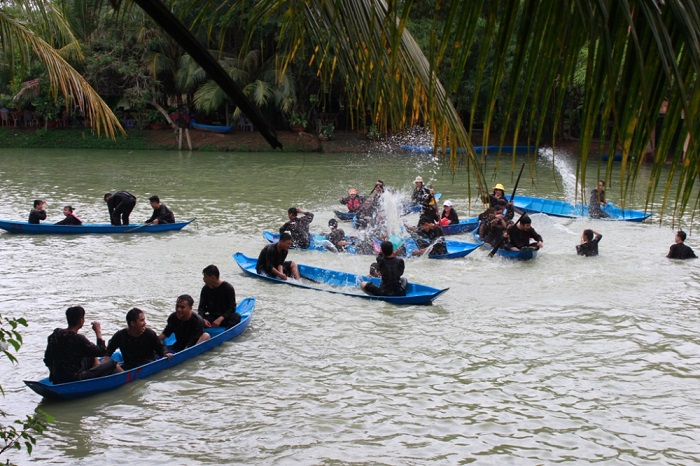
left=347, top=197, right=362, bottom=212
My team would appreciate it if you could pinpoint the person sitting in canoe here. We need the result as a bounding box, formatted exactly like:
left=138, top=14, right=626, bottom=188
left=440, top=200, right=459, bottom=226
left=361, top=240, right=407, bottom=297
left=411, top=216, right=448, bottom=256
left=339, top=188, right=365, bottom=213
left=43, top=306, right=119, bottom=384
left=104, top=191, right=137, bottom=226
left=589, top=180, right=610, bottom=219
left=505, top=214, right=543, bottom=250
left=478, top=200, right=513, bottom=245
left=197, top=264, right=239, bottom=328
left=411, top=176, right=431, bottom=205
left=28, top=199, right=47, bottom=224
left=279, top=207, right=314, bottom=249
left=490, top=183, right=509, bottom=207
left=159, top=294, right=210, bottom=353
left=326, top=218, right=353, bottom=252
left=104, top=308, right=169, bottom=371
left=145, top=195, right=175, bottom=224
left=667, top=230, right=697, bottom=259
left=256, top=231, right=301, bottom=280
left=55, top=205, right=83, bottom=225
left=576, top=229, right=603, bottom=257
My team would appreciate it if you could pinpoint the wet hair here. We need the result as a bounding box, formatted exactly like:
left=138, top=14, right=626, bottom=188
left=598, top=179, right=606, bottom=186
left=176, top=294, right=194, bottom=307
left=202, top=264, right=219, bottom=278
left=126, top=307, right=143, bottom=325
left=280, top=231, right=293, bottom=242
left=33, top=199, right=44, bottom=208
left=677, top=230, right=687, bottom=242
left=288, top=207, right=298, bottom=216
left=520, top=214, right=532, bottom=225
left=419, top=216, right=433, bottom=226
left=380, top=240, right=394, bottom=256
left=328, top=218, right=338, bottom=228
left=149, top=195, right=160, bottom=203
left=64, top=205, right=74, bottom=213
left=66, top=306, right=85, bottom=326
left=582, top=229, right=594, bottom=242
left=103, top=192, right=112, bottom=201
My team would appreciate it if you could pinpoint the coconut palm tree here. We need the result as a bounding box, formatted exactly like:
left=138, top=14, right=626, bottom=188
left=0, top=0, right=123, bottom=137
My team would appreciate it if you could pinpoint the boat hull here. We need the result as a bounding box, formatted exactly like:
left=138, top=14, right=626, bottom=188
left=233, top=253, right=447, bottom=305
left=24, top=298, right=255, bottom=400
left=473, top=229, right=538, bottom=260
left=511, top=196, right=651, bottom=222
left=0, top=219, right=195, bottom=234
left=190, top=121, right=234, bottom=133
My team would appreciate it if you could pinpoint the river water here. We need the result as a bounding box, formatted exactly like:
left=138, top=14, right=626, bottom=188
left=1, top=147, right=699, bottom=465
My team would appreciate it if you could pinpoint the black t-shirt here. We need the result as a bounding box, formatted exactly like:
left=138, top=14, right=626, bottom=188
left=106, top=328, right=166, bottom=370
left=576, top=234, right=602, bottom=257
left=256, top=243, right=288, bottom=275
left=28, top=208, right=47, bottom=224
left=44, top=328, right=107, bottom=383
left=198, top=281, right=238, bottom=325
left=146, top=204, right=175, bottom=224
left=667, top=243, right=697, bottom=259
left=279, top=212, right=314, bottom=249
left=376, top=255, right=406, bottom=295
left=161, top=312, right=204, bottom=352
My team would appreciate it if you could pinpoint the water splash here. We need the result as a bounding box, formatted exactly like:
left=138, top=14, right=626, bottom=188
left=538, top=147, right=579, bottom=203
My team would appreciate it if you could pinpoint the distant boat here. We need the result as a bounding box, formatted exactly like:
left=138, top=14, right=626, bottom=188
left=190, top=120, right=234, bottom=133
left=400, top=145, right=537, bottom=155
left=24, top=297, right=255, bottom=400
left=510, top=195, right=651, bottom=221
left=233, top=253, right=448, bottom=305
left=0, top=219, right=195, bottom=235
left=601, top=153, right=624, bottom=161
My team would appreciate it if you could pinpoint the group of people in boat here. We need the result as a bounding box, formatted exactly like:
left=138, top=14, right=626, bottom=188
left=28, top=193, right=175, bottom=226
left=44, top=265, right=238, bottom=384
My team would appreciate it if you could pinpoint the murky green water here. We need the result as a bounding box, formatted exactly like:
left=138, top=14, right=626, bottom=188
left=1, top=147, right=699, bottom=465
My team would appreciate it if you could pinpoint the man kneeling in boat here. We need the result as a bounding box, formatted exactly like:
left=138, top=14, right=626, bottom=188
left=145, top=195, right=175, bottom=225
left=505, top=214, right=543, bottom=251
left=361, top=241, right=407, bottom=297
left=44, top=306, right=119, bottom=384
left=257, top=232, right=301, bottom=280
left=198, top=265, right=239, bottom=328
left=159, top=294, right=210, bottom=353
left=103, top=308, right=169, bottom=370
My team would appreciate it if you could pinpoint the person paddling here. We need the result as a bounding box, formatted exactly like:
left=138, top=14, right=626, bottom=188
left=505, top=214, right=543, bottom=251
left=361, top=240, right=407, bottom=297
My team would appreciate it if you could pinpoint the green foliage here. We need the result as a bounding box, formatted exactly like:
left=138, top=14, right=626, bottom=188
left=367, top=124, right=381, bottom=140
left=319, top=124, right=334, bottom=139
left=289, top=111, right=307, bottom=127
left=0, top=313, right=52, bottom=462
left=0, top=127, right=150, bottom=150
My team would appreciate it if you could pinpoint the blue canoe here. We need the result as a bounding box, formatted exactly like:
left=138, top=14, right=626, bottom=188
left=0, top=218, right=195, bottom=234
left=262, top=231, right=481, bottom=259
left=334, top=210, right=357, bottom=221
left=233, top=253, right=447, bottom=305
left=441, top=217, right=479, bottom=235
left=473, top=229, right=538, bottom=261
left=190, top=120, right=234, bottom=133
left=601, top=153, right=624, bottom=162
left=510, top=196, right=651, bottom=222
left=24, top=298, right=255, bottom=400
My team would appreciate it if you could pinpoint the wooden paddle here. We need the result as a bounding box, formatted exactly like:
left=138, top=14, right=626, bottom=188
left=489, top=163, right=525, bottom=257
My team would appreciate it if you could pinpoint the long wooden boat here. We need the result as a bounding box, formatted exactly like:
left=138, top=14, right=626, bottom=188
left=262, top=231, right=481, bottom=259
left=24, top=297, right=255, bottom=400
left=0, top=218, right=195, bottom=234
left=233, top=253, right=447, bottom=305
left=190, top=120, right=235, bottom=133
left=473, top=229, right=538, bottom=261
left=510, top=195, right=651, bottom=222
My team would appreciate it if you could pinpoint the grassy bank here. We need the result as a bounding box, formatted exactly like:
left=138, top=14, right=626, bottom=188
left=0, top=127, right=155, bottom=150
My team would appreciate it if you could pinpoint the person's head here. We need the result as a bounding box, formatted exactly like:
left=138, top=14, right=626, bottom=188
left=63, top=205, right=74, bottom=216
left=598, top=180, right=606, bottom=190
left=494, top=199, right=507, bottom=214
left=328, top=218, right=338, bottom=230
left=149, top=195, right=161, bottom=208
left=278, top=231, right=293, bottom=250
left=287, top=207, right=298, bottom=219
left=518, top=214, right=532, bottom=229
left=103, top=192, right=112, bottom=202
left=65, top=305, right=85, bottom=327
left=443, top=200, right=453, bottom=210
left=355, top=218, right=368, bottom=230
left=582, top=229, right=594, bottom=242
left=414, top=176, right=424, bottom=187
left=380, top=240, right=394, bottom=257
left=676, top=230, right=687, bottom=243
left=492, top=183, right=506, bottom=197
left=175, top=294, right=194, bottom=321
left=419, top=216, right=434, bottom=230
left=126, top=307, right=146, bottom=336
left=374, top=180, right=384, bottom=193
left=33, top=199, right=45, bottom=209
left=202, top=264, right=220, bottom=288
left=348, top=188, right=358, bottom=198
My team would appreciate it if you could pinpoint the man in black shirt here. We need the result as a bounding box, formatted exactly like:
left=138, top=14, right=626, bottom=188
left=667, top=230, right=697, bottom=259
left=159, top=294, right=210, bottom=353
left=411, top=217, right=447, bottom=256
left=198, top=264, right=239, bottom=328
left=105, top=308, right=167, bottom=370
left=145, top=195, right=175, bottom=224
left=104, top=191, right=137, bottom=225
left=256, top=232, right=301, bottom=280
left=361, top=241, right=407, bottom=296
left=44, top=306, right=118, bottom=384
left=28, top=199, right=47, bottom=224
left=506, top=214, right=543, bottom=250
left=279, top=207, right=314, bottom=249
